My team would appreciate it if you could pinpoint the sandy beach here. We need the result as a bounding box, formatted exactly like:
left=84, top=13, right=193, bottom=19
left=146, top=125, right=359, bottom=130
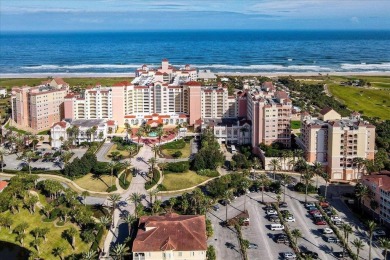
left=0, top=71, right=390, bottom=79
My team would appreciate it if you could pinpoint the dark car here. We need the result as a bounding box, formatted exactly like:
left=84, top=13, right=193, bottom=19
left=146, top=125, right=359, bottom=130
left=333, top=251, right=345, bottom=258
left=275, top=234, right=289, bottom=244
left=225, top=242, right=235, bottom=249
left=301, top=251, right=319, bottom=259
left=264, top=204, right=274, bottom=210
left=219, top=199, right=230, bottom=206
left=279, top=202, right=288, bottom=208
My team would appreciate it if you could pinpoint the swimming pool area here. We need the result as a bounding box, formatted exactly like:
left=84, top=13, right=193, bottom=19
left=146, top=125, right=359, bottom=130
left=148, top=132, right=158, bottom=137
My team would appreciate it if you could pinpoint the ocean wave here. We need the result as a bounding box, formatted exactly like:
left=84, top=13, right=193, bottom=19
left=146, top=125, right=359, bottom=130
left=21, top=64, right=142, bottom=70
left=194, top=64, right=334, bottom=71
left=340, top=63, right=390, bottom=70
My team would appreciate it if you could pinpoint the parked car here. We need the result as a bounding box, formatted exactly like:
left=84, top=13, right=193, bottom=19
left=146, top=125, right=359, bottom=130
left=305, top=202, right=316, bottom=208
left=248, top=243, right=258, bottom=249
left=264, top=204, right=274, bottom=210
left=266, top=209, right=277, bottom=215
left=276, top=235, right=289, bottom=244
left=269, top=215, right=281, bottom=223
left=301, top=250, right=319, bottom=259
left=315, top=218, right=326, bottom=225
left=308, top=206, right=317, bottom=211
left=320, top=201, right=330, bottom=208
left=333, top=220, right=343, bottom=226
left=330, top=215, right=341, bottom=221
left=219, top=199, right=230, bottom=206
left=309, top=209, right=320, bottom=215
left=373, top=229, right=386, bottom=237
left=282, top=252, right=297, bottom=259
left=226, top=242, right=235, bottom=249
left=333, top=251, right=345, bottom=258
left=322, top=228, right=334, bottom=234
left=279, top=202, right=288, bottom=208
left=285, top=216, right=296, bottom=222
left=270, top=224, right=285, bottom=231
left=324, top=208, right=333, bottom=215
left=326, top=236, right=340, bottom=243
left=212, top=205, right=220, bottom=211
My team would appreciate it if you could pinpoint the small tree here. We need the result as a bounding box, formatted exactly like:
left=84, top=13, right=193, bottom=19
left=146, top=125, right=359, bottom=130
left=351, top=238, right=365, bottom=259
left=291, top=228, right=302, bottom=245
left=379, top=237, right=390, bottom=260
left=52, top=246, right=65, bottom=260
left=206, top=245, right=216, bottom=260
left=367, top=220, right=377, bottom=260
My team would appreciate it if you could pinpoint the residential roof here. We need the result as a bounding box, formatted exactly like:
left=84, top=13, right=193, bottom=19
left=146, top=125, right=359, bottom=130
left=0, top=181, right=8, bottom=191
left=319, top=107, right=334, bottom=115
left=133, top=213, right=207, bottom=252
left=52, top=121, right=68, bottom=129
left=185, top=81, right=202, bottom=86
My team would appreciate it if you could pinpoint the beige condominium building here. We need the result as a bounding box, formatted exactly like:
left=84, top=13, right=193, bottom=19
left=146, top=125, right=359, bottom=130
left=11, top=78, right=68, bottom=130
left=298, top=108, right=375, bottom=181
left=132, top=213, right=207, bottom=260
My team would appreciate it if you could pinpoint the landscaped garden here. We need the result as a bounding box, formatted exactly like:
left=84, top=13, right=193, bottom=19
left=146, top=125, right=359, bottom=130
left=160, top=138, right=192, bottom=159
left=0, top=174, right=110, bottom=259
left=74, top=173, right=118, bottom=192
left=160, top=170, right=210, bottom=191
left=106, top=137, right=139, bottom=161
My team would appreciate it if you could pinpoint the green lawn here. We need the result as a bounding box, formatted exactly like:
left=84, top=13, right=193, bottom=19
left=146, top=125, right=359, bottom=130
left=0, top=77, right=134, bottom=89
left=118, top=170, right=132, bottom=190
left=329, top=84, right=390, bottom=119
left=291, top=120, right=301, bottom=130
left=74, top=173, right=117, bottom=192
left=104, top=144, right=130, bottom=160
left=0, top=209, right=90, bottom=259
left=161, top=170, right=210, bottom=191
left=161, top=142, right=192, bottom=159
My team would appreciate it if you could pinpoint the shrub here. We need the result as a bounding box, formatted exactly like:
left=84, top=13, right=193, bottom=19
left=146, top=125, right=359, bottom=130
left=106, top=185, right=117, bottom=193
left=165, top=161, right=190, bottom=173
left=162, top=139, right=186, bottom=149
left=206, top=219, right=213, bottom=237
left=206, top=245, right=216, bottom=260
left=171, top=151, right=182, bottom=158
left=197, top=169, right=219, bottom=177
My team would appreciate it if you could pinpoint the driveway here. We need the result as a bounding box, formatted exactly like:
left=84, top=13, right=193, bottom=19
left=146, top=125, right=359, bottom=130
left=96, top=142, right=113, bottom=162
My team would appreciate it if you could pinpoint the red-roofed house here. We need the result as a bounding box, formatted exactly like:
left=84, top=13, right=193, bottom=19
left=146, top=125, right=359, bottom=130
left=0, top=181, right=8, bottom=192
left=133, top=213, right=207, bottom=260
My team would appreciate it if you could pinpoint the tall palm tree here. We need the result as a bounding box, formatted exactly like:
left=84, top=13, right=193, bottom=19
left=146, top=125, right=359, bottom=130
left=268, top=158, right=281, bottom=180
left=66, top=227, right=78, bottom=249
left=110, top=243, right=130, bottom=260
left=0, top=147, right=7, bottom=172
left=280, top=173, right=290, bottom=203
left=353, top=157, right=365, bottom=181
left=378, top=237, right=390, bottom=260
left=81, top=191, right=90, bottom=206
left=108, top=194, right=121, bottom=210
left=99, top=216, right=111, bottom=230
left=108, top=161, right=120, bottom=187
left=355, top=184, right=370, bottom=210
left=156, top=127, right=164, bottom=144
left=61, top=150, right=73, bottom=169
left=312, top=161, right=323, bottom=189
left=52, top=246, right=65, bottom=260
left=291, top=228, right=302, bottom=245
left=126, top=145, right=136, bottom=159
left=16, top=233, right=26, bottom=246
left=128, top=193, right=142, bottom=217
left=322, top=172, right=331, bottom=199
left=341, top=223, right=353, bottom=244
left=135, top=128, right=143, bottom=147
left=121, top=160, right=131, bottom=183
left=258, top=174, right=268, bottom=203
left=148, top=157, right=158, bottom=178
left=123, top=214, right=136, bottom=236
left=302, top=169, right=314, bottom=203
left=30, top=237, right=42, bottom=254
left=24, top=150, right=35, bottom=174
left=151, top=144, right=160, bottom=159
left=351, top=238, right=365, bottom=259
left=367, top=220, right=377, bottom=260
left=223, top=190, right=232, bottom=222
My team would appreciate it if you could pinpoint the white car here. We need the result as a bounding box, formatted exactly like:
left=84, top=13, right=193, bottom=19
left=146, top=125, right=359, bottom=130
left=285, top=216, right=296, bottom=222
left=373, top=230, right=386, bottom=237
left=331, top=215, right=341, bottom=221
left=283, top=252, right=297, bottom=259
left=313, top=213, right=323, bottom=218
left=322, top=228, right=334, bottom=234
left=266, top=209, right=277, bottom=215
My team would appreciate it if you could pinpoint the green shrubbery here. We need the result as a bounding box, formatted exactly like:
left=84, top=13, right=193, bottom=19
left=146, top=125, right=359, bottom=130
left=197, top=169, right=219, bottom=177
left=145, top=169, right=161, bottom=190
left=294, top=182, right=317, bottom=193
left=162, top=139, right=186, bottom=149
left=192, top=129, right=225, bottom=171
left=62, top=152, right=97, bottom=178
left=165, top=161, right=190, bottom=173
left=171, top=151, right=183, bottom=158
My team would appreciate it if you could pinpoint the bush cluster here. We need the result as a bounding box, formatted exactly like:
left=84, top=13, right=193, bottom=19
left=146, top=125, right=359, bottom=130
left=165, top=161, right=190, bottom=173
left=62, top=152, right=97, bottom=178
left=197, top=169, right=219, bottom=177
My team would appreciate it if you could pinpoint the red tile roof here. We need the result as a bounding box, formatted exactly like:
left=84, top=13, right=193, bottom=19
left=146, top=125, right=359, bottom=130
left=52, top=121, right=67, bottom=129
left=0, top=181, right=8, bottom=191
left=133, top=213, right=207, bottom=252
left=106, top=120, right=116, bottom=126
left=185, top=81, right=201, bottom=86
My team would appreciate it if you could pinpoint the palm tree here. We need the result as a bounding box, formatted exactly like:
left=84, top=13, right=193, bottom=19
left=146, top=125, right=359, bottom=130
left=378, top=237, right=390, bottom=260
left=52, top=246, right=65, bottom=260
left=82, top=249, right=98, bottom=260
left=152, top=199, right=162, bottom=214
left=123, top=214, right=136, bottom=236
left=15, top=233, right=26, bottom=246
left=148, top=157, right=158, bottom=178
left=121, top=160, right=131, bottom=183
left=30, top=237, right=42, bottom=254
left=302, top=169, right=314, bottom=203
left=341, top=223, right=353, bottom=244
left=322, top=172, right=331, bottom=199
left=24, top=150, right=35, bottom=174
left=355, top=184, right=370, bottom=210
left=291, top=228, right=302, bottom=245
left=110, top=243, right=130, bottom=260
left=353, top=157, right=365, bottom=181
left=280, top=173, right=290, bottom=203
left=169, top=197, right=177, bottom=212
left=108, top=161, right=120, bottom=187
left=99, top=216, right=111, bottom=230
left=258, top=173, right=268, bottom=203
left=108, top=194, right=121, bottom=210
left=223, top=190, right=232, bottom=222
left=312, top=161, right=323, bottom=189
left=156, top=127, right=164, bottom=144
left=367, top=220, right=377, bottom=260
left=81, top=191, right=90, bottom=206
left=159, top=162, right=168, bottom=178
left=128, top=193, right=142, bottom=217
left=135, top=128, right=143, bottom=147
left=151, top=144, right=160, bottom=159
left=268, top=158, right=281, bottom=180
left=61, top=150, right=73, bottom=169
left=66, top=227, right=78, bottom=249
left=0, top=147, right=7, bottom=172
left=351, top=238, right=365, bottom=259
left=126, top=145, right=136, bottom=159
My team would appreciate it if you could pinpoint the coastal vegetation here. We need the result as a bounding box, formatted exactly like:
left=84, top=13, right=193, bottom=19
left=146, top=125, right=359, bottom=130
left=0, top=174, right=107, bottom=259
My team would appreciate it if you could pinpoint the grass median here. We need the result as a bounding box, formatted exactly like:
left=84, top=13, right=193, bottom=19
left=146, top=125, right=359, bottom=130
left=160, top=170, right=210, bottom=191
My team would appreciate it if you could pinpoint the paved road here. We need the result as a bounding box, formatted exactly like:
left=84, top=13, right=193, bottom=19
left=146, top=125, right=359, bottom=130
left=96, top=143, right=113, bottom=162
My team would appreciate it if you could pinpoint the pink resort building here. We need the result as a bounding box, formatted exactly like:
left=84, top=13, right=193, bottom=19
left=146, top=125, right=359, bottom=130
left=11, top=78, right=69, bottom=131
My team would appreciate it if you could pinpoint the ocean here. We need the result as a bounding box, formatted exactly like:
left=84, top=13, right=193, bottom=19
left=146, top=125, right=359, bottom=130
left=0, top=30, right=390, bottom=76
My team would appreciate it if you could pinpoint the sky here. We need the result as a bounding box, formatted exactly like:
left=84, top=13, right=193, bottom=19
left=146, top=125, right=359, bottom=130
left=1, top=0, right=390, bottom=31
